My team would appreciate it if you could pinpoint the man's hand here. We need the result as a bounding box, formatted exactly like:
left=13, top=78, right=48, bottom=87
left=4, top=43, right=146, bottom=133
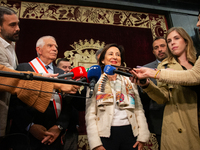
left=41, top=125, right=61, bottom=145
left=29, top=124, right=54, bottom=141
left=54, top=83, right=80, bottom=94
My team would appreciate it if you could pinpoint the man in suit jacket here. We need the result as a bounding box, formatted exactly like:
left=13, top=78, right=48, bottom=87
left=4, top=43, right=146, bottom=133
left=0, top=6, right=20, bottom=138
left=57, top=58, right=81, bottom=150
left=139, top=37, right=168, bottom=150
left=9, top=36, right=72, bottom=150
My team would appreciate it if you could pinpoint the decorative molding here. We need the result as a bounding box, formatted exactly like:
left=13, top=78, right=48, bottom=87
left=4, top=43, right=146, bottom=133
left=56, top=39, right=105, bottom=69
left=78, top=135, right=90, bottom=150
left=0, top=1, right=167, bottom=39
left=70, top=39, right=105, bottom=52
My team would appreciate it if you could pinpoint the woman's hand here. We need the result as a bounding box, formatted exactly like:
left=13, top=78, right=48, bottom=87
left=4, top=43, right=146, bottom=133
left=133, top=141, right=145, bottom=150
left=129, top=75, right=150, bottom=87
left=93, top=145, right=106, bottom=150
left=42, top=73, right=59, bottom=78
left=129, top=68, right=158, bottom=79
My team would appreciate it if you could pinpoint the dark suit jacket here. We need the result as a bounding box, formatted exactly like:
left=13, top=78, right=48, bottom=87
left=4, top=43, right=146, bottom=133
left=139, top=60, right=165, bottom=135
left=8, top=63, right=72, bottom=149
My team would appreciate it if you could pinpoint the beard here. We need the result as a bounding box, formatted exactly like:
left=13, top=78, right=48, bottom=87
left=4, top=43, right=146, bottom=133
left=1, top=28, right=20, bottom=42
left=158, top=52, right=167, bottom=61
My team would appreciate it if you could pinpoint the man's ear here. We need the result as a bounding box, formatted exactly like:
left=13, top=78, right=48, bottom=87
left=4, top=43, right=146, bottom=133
left=0, top=25, right=2, bottom=33
left=152, top=50, right=155, bottom=55
left=36, top=47, right=41, bottom=55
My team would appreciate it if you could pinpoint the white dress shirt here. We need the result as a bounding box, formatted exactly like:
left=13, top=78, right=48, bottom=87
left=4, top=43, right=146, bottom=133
left=0, top=37, right=17, bottom=69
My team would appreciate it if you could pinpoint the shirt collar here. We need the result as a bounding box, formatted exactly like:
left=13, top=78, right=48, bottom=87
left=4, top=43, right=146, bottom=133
left=0, top=37, right=14, bottom=48
left=156, top=59, right=162, bottom=64
left=38, top=57, right=53, bottom=70
left=48, top=63, right=53, bottom=70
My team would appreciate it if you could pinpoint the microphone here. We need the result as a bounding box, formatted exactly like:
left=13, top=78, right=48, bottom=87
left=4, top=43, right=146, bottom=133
left=57, top=66, right=86, bottom=79
left=104, top=65, right=147, bottom=84
left=87, top=65, right=102, bottom=98
left=104, top=65, right=133, bottom=77
left=78, top=77, right=88, bottom=82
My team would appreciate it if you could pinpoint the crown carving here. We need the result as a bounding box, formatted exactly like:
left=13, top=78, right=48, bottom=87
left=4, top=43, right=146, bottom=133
left=58, top=39, right=105, bottom=71
left=70, top=39, right=105, bottom=51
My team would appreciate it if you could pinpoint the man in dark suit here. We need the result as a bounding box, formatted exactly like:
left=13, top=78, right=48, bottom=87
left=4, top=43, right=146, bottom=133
left=57, top=58, right=72, bottom=73
left=56, top=58, right=78, bottom=150
left=139, top=37, right=168, bottom=150
left=8, top=36, right=72, bottom=150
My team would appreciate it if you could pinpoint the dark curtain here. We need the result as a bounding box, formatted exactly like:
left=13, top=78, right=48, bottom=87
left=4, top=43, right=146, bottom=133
left=16, top=18, right=154, bottom=68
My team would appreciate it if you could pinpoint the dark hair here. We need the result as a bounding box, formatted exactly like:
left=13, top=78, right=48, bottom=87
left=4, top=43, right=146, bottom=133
left=95, top=48, right=103, bottom=61
left=152, top=37, right=166, bottom=47
left=153, top=36, right=165, bottom=42
left=98, top=43, right=125, bottom=72
left=0, top=6, right=16, bottom=26
left=57, top=58, right=70, bottom=66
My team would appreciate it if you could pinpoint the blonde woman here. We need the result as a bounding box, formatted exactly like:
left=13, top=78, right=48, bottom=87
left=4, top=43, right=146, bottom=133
left=130, top=27, right=200, bottom=150
left=130, top=10, right=200, bottom=85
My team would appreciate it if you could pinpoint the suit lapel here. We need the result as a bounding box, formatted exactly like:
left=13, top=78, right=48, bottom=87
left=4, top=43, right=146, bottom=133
left=53, top=64, right=57, bottom=73
left=153, top=60, right=159, bottom=68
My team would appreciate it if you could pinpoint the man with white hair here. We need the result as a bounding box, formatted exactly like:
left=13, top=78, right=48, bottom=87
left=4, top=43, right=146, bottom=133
left=9, top=36, right=72, bottom=149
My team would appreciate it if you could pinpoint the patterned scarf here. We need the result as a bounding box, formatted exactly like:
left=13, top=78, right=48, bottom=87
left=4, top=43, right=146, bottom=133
left=96, top=73, right=135, bottom=110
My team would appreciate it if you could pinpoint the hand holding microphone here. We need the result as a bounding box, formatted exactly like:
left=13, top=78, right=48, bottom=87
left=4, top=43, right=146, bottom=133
left=57, top=66, right=87, bottom=79
left=104, top=65, right=147, bottom=84
left=104, top=65, right=134, bottom=77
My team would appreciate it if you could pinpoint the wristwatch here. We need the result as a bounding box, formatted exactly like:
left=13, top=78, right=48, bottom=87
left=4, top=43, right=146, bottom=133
left=57, top=125, right=63, bottom=131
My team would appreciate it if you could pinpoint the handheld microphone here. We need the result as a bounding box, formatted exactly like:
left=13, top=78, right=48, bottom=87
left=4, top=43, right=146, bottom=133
left=104, top=65, right=133, bottom=77
left=57, top=66, right=86, bottom=79
left=87, top=65, right=102, bottom=98
left=104, top=65, right=147, bottom=84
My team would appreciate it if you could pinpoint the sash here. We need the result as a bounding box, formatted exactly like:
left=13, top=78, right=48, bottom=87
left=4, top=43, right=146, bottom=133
left=29, top=57, right=62, bottom=118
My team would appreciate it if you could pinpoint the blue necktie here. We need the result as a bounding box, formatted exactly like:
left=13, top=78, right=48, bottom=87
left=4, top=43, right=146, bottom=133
left=45, top=65, right=50, bottom=69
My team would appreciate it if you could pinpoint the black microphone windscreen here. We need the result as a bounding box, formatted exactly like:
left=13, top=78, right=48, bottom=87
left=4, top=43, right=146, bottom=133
left=113, top=70, right=133, bottom=77
left=57, top=72, right=74, bottom=79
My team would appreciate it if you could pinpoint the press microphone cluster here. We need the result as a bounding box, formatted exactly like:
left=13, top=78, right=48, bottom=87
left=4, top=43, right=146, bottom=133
left=57, top=66, right=87, bottom=79
left=104, top=65, right=147, bottom=84
left=57, top=65, right=102, bottom=98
